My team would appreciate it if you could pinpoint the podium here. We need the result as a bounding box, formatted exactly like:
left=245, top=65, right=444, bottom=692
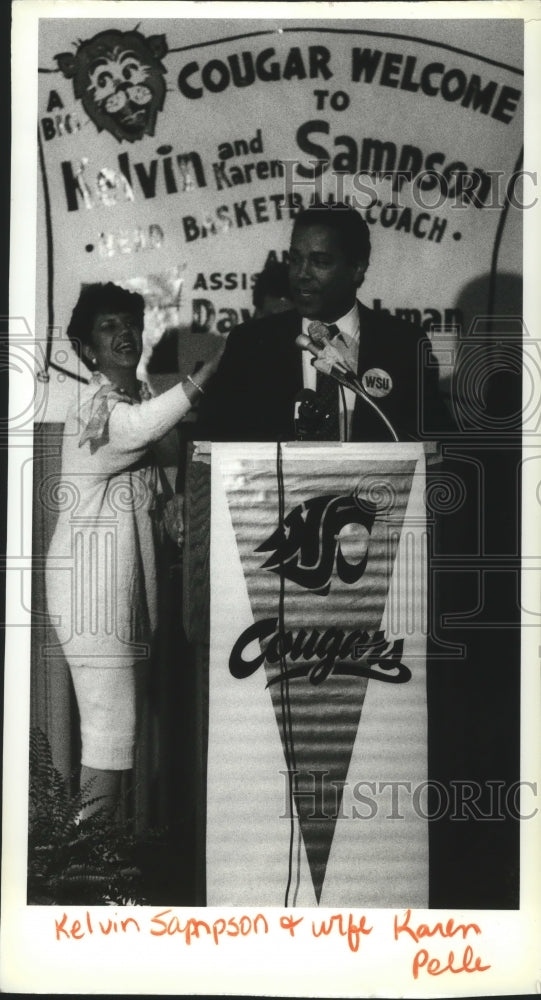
left=185, top=442, right=430, bottom=907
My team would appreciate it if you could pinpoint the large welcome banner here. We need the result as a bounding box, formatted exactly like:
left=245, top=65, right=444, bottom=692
left=207, top=443, right=428, bottom=907
left=36, top=17, right=523, bottom=419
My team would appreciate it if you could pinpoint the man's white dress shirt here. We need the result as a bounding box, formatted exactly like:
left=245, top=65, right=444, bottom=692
left=301, top=302, right=360, bottom=440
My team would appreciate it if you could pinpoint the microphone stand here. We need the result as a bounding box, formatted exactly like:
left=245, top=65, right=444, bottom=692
left=312, top=359, right=399, bottom=443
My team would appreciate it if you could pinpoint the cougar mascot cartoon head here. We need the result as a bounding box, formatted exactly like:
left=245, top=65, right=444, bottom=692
left=56, top=29, right=168, bottom=143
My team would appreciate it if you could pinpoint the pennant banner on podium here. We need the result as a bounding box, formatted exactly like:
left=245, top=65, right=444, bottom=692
left=207, top=443, right=428, bottom=907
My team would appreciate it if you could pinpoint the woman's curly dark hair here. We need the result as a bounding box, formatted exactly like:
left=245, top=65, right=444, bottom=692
left=66, top=283, right=145, bottom=370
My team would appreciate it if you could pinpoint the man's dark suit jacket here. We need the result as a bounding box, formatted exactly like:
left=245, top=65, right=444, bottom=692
left=198, top=302, right=454, bottom=441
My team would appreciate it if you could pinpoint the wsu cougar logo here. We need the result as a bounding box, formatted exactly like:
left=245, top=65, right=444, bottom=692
left=256, top=494, right=378, bottom=596
left=56, top=29, right=168, bottom=143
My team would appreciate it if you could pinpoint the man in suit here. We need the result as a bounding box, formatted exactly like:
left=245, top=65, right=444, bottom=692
left=198, top=203, right=454, bottom=441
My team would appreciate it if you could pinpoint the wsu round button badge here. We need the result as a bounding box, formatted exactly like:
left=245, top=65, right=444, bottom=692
left=361, top=368, right=393, bottom=397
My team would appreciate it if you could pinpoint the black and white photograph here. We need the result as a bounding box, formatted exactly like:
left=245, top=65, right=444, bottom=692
left=2, top=1, right=540, bottom=994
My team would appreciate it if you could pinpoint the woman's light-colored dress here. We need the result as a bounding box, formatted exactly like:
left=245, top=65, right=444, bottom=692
left=46, top=372, right=191, bottom=670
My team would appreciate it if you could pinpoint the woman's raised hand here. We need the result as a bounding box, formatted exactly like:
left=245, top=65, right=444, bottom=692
left=205, top=336, right=226, bottom=377
left=183, top=337, right=225, bottom=402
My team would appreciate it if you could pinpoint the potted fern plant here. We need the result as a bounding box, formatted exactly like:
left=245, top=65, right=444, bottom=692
left=28, top=728, right=146, bottom=905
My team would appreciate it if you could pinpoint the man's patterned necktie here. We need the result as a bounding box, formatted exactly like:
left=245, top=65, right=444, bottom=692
left=315, top=323, right=341, bottom=440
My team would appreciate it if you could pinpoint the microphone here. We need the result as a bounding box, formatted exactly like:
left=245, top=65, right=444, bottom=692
left=295, top=333, right=352, bottom=377
left=307, top=321, right=333, bottom=348
left=295, top=332, right=400, bottom=442
left=308, top=321, right=358, bottom=376
left=294, top=388, right=334, bottom=440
